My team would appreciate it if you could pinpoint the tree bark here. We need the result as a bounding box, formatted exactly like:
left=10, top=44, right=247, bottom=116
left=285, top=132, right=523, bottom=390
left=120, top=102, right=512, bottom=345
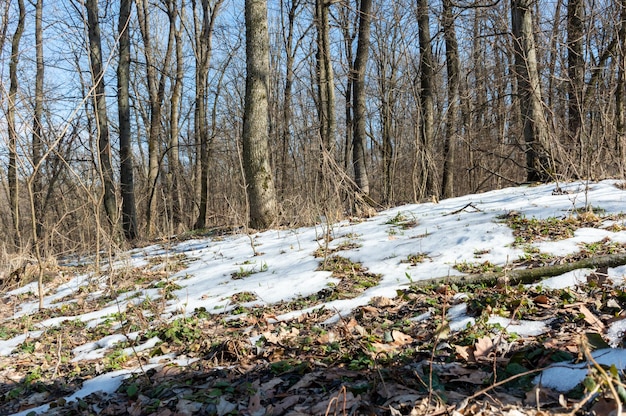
left=567, top=0, right=584, bottom=167
left=8, top=0, right=26, bottom=249
left=86, top=0, right=117, bottom=229
left=243, top=0, right=279, bottom=229
left=315, top=0, right=337, bottom=155
left=167, top=0, right=184, bottom=231
left=193, top=0, right=223, bottom=230
left=417, top=0, right=438, bottom=199
left=32, top=0, right=44, bottom=240
left=137, top=0, right=174, bottom=236
left=413, top=253, right=626, bottom=288
left=617, top=0, right=626, bottom=177
left=441, top=0, right=459, bottom=199
left=352, top=0, right=372, bottom=199
left=118, top=0, right=138, bottom=240
left=280, top=0, right=299, bottom=196
left=511, top=0, right=552, bottom=182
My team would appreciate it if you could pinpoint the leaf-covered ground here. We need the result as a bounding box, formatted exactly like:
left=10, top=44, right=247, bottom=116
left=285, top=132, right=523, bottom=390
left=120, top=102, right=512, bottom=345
left=4, top=182, right=626, bottom=415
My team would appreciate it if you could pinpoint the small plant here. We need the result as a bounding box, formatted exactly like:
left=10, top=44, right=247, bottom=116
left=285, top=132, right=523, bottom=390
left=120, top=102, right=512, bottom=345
left=386, top=212, right=419, bottom=229
left=231, top=291, right=257, bottom=302
left=232, top=266, right=254, bottom=279
left=454, top=260, right=502, bottom=274
left=231, top=262, right=267, bottom=279
left=401, top=252, right=429, bottom=266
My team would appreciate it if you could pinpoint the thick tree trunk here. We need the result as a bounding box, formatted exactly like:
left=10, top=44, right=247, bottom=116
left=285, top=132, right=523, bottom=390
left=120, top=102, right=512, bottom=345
left=417, top=0, right=438, bottom=199
left=8, top=0, right=25, bottom=249
left=86, top=0, right=117, bottom=229
left=441, top=0, right=459, bottom=199
left=511, top=0, right=552, bottom=182
left=352, top=0, right=372, bottom=198
left=118, top=0, right=138, bottom=240
left=243, top=0, right=279, bottom=229
left=567, top=0, right=584, bottom=167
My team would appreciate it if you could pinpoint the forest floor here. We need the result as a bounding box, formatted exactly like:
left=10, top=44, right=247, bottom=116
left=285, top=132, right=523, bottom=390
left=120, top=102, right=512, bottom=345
left=3, top=180, right=626, bottom=415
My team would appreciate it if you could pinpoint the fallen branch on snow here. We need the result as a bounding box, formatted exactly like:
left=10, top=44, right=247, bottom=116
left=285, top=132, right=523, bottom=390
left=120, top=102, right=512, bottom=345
left=413, top=252, right=626, bottom=287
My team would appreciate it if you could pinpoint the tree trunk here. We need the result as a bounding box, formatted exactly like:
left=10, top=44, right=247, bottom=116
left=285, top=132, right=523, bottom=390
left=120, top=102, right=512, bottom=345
left=8, top=0, right=25, bottom=249
left=32, top=0, right=44, bottom=240
left=280, top=0, right=298, bottom=196
left=137, top=0, right=174, bottom=236
left=441, top=0, right=459, bottom=199
left=352, top=0, right=372, bottom=199
left=567, top=0, right=584, bottom=168
left=316, top=0, right=336, bottom=155
left=168, top=0, right=184, bottom=231
left=118, top=0, right=138, bottom=240
left=417, top=0, right=438, bottom=199
left=86, top=0, right=117, bottom=229
left=511, top=0, right=552, bottom=182
left=617, top=0, right=626, bottom=177
left=0, top=1, right=9, bottom=58
left=243, top=0, right=279, bottom=229
left=193, top=0, right=223, bottom=230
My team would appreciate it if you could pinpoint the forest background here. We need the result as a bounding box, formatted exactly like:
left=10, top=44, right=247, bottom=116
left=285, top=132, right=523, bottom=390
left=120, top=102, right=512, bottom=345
left=1, top=0, right=624, bottom=262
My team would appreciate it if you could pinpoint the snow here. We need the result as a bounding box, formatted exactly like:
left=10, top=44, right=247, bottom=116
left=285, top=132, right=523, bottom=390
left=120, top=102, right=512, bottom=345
left=5, top=180, right=626, bottom=413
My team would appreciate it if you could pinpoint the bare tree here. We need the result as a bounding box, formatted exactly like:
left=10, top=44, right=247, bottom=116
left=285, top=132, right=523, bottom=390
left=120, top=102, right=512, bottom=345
left=8, top=0, right=26, bottom=248
left=118, top=0, right=138, bottom=240
left=511, top=0, right=551, bottom=182
left=416, top=0, right=438, bottom=199
left=86, top=0, right=117, bottom=228
left=243, top=0, right=279, bottom=229
left=567, top=0, right=584, bottom=165
left=137, top=0, right=174, bottom=235
left=0, top=0, right=9, bottom=57
left=352, top=0, right=372, bottom=202
left=441, top=0, right=460, bottom=199
left=166, top=0, right=184, bottom=231
left=618, top=0, right=626, bottom=176
left=32, top=0, right=44, bottom=239
left=315, top=0, right=336, bottom=156
left=192, top=0, right=223, bottom=230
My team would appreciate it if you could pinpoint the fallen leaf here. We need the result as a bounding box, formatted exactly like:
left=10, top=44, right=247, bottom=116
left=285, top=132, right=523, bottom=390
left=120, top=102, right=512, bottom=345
left=288, top=371, right=322, bottom=391
left=579, top=305, right=605, bottom=331
left=391, top=330, right=413, bottom=346
left=474, top=336, right=494, bottom=361
left=371, top=296, right=394, bottom=307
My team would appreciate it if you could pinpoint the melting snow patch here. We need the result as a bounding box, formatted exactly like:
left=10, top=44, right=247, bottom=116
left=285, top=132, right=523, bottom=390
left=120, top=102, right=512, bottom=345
left=535, top=348, right=626, bottom=392
left=487, top=316, right=550, bottom=337
left=0, top=331, right=43, bottom=356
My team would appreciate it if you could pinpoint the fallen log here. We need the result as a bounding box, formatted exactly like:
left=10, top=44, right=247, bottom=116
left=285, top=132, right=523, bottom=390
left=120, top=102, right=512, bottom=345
left=413, top=252, right=626, bottom=288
